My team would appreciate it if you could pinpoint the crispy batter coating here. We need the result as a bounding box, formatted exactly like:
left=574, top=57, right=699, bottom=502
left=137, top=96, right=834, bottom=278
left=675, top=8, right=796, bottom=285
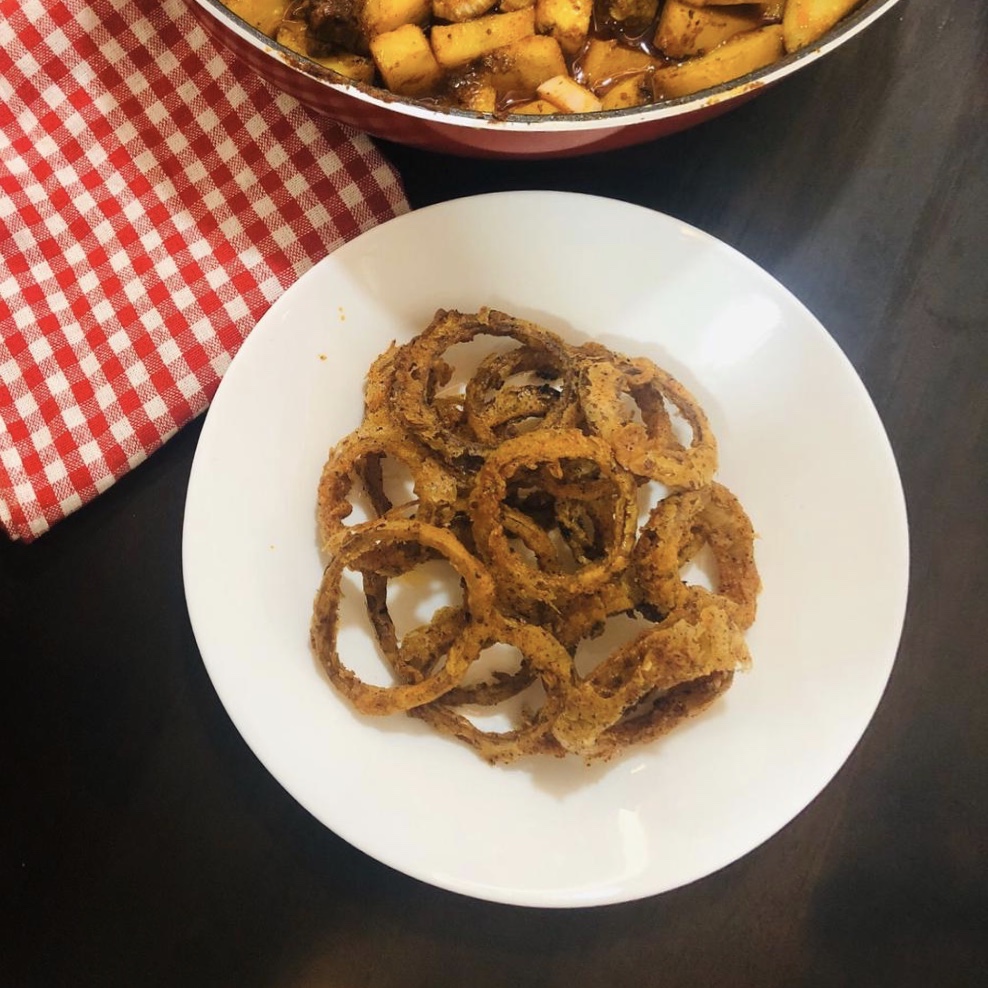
left=390, top=308, right=582, bottom=463
left=469, top=429, right=639, bottom=615
left=578, top=351, right=718, bottom=490
left=310, top=309, right=761, bottom=763
left=316, top=420, right=459, bottom=556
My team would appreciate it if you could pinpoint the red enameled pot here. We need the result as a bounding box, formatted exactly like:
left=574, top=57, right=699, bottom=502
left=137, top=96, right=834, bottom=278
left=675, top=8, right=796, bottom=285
left=189, top=0, right=903, bottom=159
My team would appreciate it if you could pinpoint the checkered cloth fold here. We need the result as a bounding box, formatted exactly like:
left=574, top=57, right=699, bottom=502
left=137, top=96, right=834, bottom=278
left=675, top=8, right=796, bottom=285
left=0, top=0, right=409, bottom=541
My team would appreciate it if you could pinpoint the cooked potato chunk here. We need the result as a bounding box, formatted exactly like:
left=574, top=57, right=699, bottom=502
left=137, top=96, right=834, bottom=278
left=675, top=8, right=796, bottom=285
left=479, top=34, right=569, bottom=96
left=535, top=0, right=594, bottom=59
left=431, top=8, right=537, bottom=69
left=600, top=72, right=650, bottom=109
left=225, top=0, right=289, bottom=37
left=579, top=37, right=661, bottom=89
left=431, top=0, right=498, bottom=23
left=457, top=82, right=499, bottom=111
left=275, top=18, right=312, bottom=57
left=651, top=24, right=784, bottom=99
left=314, top=52, right=378, bottom=82
left=363, top=0, right=431, bottom=36
left=655, top=0, right=766, bottom=59
left=277, top=18, right=376, bottom=81
left=510, top=97, right=560, bottom=114
left=537, top=74, right=603, bottom=113
left=783, top=0, right=863, bottom=52
left=606, top=0, right=660, bottom=32
left=370, top=23, right=445, bottom=95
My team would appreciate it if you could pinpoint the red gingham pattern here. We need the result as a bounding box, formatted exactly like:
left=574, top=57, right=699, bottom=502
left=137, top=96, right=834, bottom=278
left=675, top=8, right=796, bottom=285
left=0, top=0, right=409, bottom=541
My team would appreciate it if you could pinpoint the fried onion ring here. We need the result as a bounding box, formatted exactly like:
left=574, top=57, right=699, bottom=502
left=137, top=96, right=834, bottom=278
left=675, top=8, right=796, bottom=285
left=390, top=308, right=581, bottom=463
left=579, top=670, right=736, bottom=762
left=469, top=429, right=638, bottom=611
left=578, top=352, right=718, bottom=490
left=552, top=589, right=750, bottom=757
left=464, top=342, right=580, bottom=444
left=633, top=482, right=761, bottom=629
left=316, top=421, right=459, bottom=556
left=410, top=619, right=575, bottom=764
left=310, top=309, right=760, bottom=764
left=361, top=568, right=536, bottom=706
left=310, top=518, right=497, bottom=716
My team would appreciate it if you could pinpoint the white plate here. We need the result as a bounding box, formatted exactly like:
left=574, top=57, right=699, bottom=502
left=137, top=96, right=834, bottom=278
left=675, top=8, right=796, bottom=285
left=182, top=191, right=909, bottom=908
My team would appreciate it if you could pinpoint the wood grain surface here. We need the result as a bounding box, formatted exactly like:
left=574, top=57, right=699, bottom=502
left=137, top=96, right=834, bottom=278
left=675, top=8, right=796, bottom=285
left=3, top=1, right=986, bottom=985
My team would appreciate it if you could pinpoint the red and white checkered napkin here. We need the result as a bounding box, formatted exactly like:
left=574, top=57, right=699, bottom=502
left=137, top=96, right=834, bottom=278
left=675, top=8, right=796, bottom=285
left=0, top=0, right=409, bottom=542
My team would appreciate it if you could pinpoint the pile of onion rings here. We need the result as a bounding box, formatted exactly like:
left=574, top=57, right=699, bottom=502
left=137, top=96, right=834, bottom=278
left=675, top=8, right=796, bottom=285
left=310, top=308, right=760, bottom=764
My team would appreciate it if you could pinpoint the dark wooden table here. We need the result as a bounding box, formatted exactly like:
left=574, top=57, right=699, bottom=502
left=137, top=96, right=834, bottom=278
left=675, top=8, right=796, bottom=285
left=4, top=1, right=986, bottom=984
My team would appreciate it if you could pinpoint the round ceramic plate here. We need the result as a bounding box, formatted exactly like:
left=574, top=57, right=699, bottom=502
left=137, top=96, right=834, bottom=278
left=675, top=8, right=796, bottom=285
left=182, top=191, right=909, bottom=908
